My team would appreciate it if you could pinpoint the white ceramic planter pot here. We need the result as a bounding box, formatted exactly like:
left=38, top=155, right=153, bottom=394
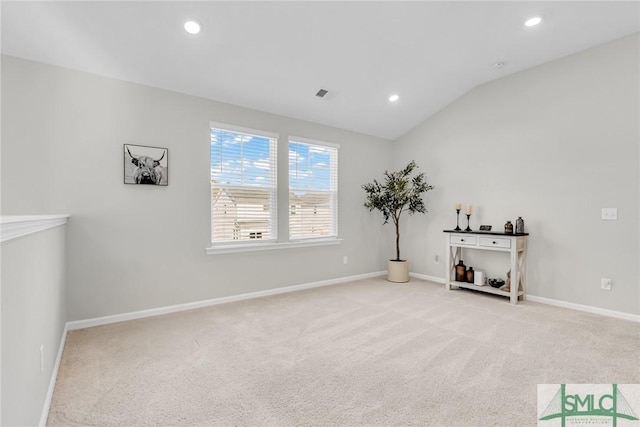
left=387, top=260, right=409, bottom=283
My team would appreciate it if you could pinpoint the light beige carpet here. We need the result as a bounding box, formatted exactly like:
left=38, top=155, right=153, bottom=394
left=47, top=277, right=640, bottom=426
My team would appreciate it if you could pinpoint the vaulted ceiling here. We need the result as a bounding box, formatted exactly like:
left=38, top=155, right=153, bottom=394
left=2, top=1, right=639, bottom=139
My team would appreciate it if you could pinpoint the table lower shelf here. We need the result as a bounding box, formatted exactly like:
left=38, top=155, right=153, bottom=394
left=448, top=280, right=524, bottom=298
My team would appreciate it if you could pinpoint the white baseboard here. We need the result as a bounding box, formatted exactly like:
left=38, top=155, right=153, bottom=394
left=409, top=272, right=639, bottom=323
left=409, top=272, right=446, bottom=284
left=526, top=294, right=640, bottom=323
left=66, top=271, right=386, bottom=331
left=39, top=324, right=68, bottom=427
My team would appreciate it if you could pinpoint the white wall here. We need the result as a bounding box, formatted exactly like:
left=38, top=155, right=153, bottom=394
left=1, top=225, right=67, bottom=426
left=3, top=34, right=638, bottom=323
left=1, top=56, right=393, bottom=321
left=394, top=34, right=640, bottom=315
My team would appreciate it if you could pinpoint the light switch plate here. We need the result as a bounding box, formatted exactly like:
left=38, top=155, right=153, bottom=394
left=601, top=208, right=618, bottom=220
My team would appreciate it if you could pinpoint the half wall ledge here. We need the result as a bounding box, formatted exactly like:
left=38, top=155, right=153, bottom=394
left=0, top=214, right=71, bottom=243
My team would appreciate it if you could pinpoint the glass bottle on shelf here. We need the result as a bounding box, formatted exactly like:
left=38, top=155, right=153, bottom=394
left=455, top=260, right=466, bottom=282
left=505, top=221, right=514, bottom=234
left=466, top=267, right=475, bottom=283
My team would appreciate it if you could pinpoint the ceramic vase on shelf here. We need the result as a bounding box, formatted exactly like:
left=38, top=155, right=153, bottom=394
left=516, top=217, right=525, bottom=234
left=455, top=260, right=466, bottom=282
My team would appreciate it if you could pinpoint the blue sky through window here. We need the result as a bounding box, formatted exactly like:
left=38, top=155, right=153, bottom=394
left=289, top=142, right=332, bottom=192
left=211, top=129, right=333, bottom=191
left=210, top=129, right=274, bottom=187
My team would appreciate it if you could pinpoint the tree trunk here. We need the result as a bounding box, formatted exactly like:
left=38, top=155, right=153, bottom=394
left=393, top=213, right=400, bottom=261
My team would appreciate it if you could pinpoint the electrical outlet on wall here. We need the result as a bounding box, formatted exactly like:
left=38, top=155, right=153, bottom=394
left=601, top=208, right=618, bottom=220
left=601, top=278, right=612, bottom=291
left=434, top=255, right=439, bottom=264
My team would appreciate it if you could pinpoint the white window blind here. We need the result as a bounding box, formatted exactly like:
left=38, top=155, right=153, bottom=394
left=210, top=124, right=277, bottom=243
left=289, top=138, right=338, bottom=240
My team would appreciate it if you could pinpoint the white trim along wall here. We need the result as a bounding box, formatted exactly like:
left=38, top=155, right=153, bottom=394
left=0, top=215, right=70, bottom=243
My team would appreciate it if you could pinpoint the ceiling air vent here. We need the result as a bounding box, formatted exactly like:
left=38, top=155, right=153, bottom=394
left=315, top=88, right=329, bottom=98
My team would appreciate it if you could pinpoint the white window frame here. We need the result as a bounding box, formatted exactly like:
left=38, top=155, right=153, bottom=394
left=206, top=128, right=342, bottom=255
left=288, top=136, right=339, bottom=241
left=209, top=122, right=278, bottom=249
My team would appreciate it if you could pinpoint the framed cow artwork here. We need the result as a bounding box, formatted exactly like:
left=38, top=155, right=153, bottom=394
left=123, top=144, right=168, bottom=186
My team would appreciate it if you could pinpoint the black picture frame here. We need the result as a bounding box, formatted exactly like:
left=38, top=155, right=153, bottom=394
left=123, top=144, right=168, bottom=186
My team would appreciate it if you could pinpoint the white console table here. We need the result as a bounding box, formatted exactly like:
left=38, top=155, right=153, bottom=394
left=444, top=230, right=529, bottom=304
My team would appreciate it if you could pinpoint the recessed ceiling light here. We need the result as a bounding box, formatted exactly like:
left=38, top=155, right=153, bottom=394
left=524, top=16, right=542, bottom=27
left=184, top=20, right=202, bottom=35
left=388, top=94, right=399, bottom=102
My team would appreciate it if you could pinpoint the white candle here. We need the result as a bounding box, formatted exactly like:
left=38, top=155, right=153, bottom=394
left=456, top=202, right=461, bottom=210
left=466, top=204, right=472, bottom=215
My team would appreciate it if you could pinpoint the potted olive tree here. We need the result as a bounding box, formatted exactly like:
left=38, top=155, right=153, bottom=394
left=362, top=160, right=434, bottom=282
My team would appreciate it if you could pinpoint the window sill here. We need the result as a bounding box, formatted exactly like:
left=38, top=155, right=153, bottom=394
left=205, top=238, right=342, bottom=255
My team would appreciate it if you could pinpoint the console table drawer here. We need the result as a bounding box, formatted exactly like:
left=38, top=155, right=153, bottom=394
left=450, top=235, right=477, bottom=246
left=479, top=237, right=511, bottom=249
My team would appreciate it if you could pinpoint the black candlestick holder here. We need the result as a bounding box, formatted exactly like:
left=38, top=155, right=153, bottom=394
left=454, top=209, right=461, bottom=231
left=465, top=214, right=472, bottom=232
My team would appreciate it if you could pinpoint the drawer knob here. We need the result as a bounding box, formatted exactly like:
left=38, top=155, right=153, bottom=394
left=492, top=241, right=496, bottom=244
left=461, top=239, right=464, bottom=242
